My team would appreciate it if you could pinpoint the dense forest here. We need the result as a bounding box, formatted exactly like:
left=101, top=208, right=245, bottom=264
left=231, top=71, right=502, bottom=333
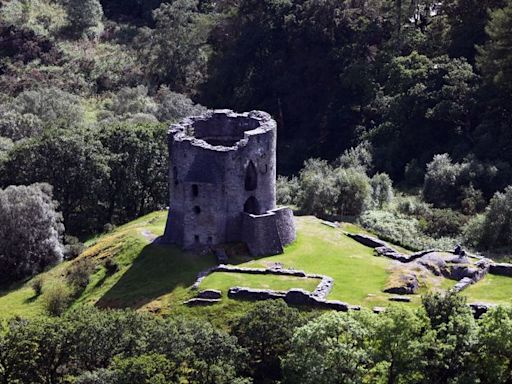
left=1, top=0, right=512, bottom=284
left=2, top=295, right=512, bottom=384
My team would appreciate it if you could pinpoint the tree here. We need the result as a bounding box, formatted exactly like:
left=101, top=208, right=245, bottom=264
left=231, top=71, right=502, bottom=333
left=420, top=292, right=479, bottom=382
left=371, top=173, right=394, bottom=208
left=0, top=183, right=64, bottom=285
left=66, top=0, right=104, bottom=39
left=477, top=306, right=512, bottom=383
left=477, top=0, right=512, bottom=96
left=423, top=153, right=463, bottom=207
left=296, top=158, right=337, bottom=216
left=374, top=306, right=428, bottom=383
left=111, top=354, right=176, bottom=384
left=232, top=300, right=304, bottom=381
left=1, top=130, right=110, bottom=235
left=137, top=0, right=212, bottom=92
left=477, top=186, right=512, bottom=249
left=282, top=311, right=375, bottom=384
left=334, top=167, right=372, bottom=216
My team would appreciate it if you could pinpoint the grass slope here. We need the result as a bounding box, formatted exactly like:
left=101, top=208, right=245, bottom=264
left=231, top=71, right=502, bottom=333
left=1, top=211, right=512, bottom=322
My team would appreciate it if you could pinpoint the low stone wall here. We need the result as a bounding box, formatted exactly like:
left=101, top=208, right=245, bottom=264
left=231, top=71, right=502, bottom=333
left=271, top=207, right=296, bottom=246
left=228, top=286, right=355, bottom=312
left=215, top=264, right=307, bottom=277
left=242, top=212, right=283, bottom=256
left=489, top=263, right=512, bottom=277
left=347, top=233, right=388, bottom=248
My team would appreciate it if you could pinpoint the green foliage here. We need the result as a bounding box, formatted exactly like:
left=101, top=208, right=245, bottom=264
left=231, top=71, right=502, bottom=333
left=0, top=183, right=64, bottom=285
left=477, top=0, right=512, bottom=96
left=42, top=281, right=72, bottom=316
left=30, top=276, right=44, bottom=296
left=474, top=186, right=512, bottom=249
left=137, top=0, right=213, bottom=92
left=66, top=0, right=104, bottom=39
left=370, top=173, right=394, bottom=209
left=276, top=175, right=299, bottom=206
left=423, top=154, right=463, bottom=207
left=10, top=87, right=85, bottom=129
left=232, top=300, right=304, bottom=381
left=334, top=167, right=372, bottom=216
left=282, top=311, right=375, bottom=384
left=111, top=354, right=175, bottom=384
left=65, top=259, right=95, bottom=291
left=0, top=110, right=42, bottom=141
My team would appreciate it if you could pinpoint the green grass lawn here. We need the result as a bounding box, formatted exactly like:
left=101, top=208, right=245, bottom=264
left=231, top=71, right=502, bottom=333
left=2, top=211, right=512, bottom=322
left=463, top=274, right=512, bottom=305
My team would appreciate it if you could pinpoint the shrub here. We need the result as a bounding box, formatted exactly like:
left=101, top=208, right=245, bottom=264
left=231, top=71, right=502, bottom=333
left=30, top=276, right=44, bottom=296
left=104, top=258, right=119, bottom=275
left=109, top=86, right=157, bottom=117
left=0, top=110, right=43, bottom=141
left=421, top=208, right=468, bottom=238
left=42, top=281, right=72, bottom=316
left=65, top=259, right=95, bottom=290
left=64, top=235, right=85, bottom=260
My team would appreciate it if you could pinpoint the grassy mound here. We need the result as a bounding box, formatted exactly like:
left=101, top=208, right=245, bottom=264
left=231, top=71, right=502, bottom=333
left=1, top=211, right=511, bottom=322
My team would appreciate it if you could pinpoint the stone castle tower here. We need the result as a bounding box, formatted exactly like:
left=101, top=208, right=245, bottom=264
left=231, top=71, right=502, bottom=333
left=163, top=110, right=296, bottom=256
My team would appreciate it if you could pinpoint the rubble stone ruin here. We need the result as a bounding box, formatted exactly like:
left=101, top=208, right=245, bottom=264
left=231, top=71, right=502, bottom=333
left=163, top=109, right=296, bottom=256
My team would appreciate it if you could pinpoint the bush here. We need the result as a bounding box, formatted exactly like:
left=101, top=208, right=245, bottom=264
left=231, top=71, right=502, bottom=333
left=336, top=141, right=373, bottom=173
left=0, top=110, right=43, bottom=141
left=421, top=208, right=468, bottom=238
left=64, top=235, right=85, bottom=260
left=104, top=258, right=119, bottom=275
left=65, top=259, right=95, bottom=290
left=75, top=369, right=117, bottom=384
left=154, top=86, right=206, bottom=122
left=30, top=276, right=44, bottom=296
left=42, top=281, right=72, bottom=316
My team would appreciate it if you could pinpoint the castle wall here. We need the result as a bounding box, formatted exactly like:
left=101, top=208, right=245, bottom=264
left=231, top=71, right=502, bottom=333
left=163, top=110, right=294, bottom=255
left=242, top=213, right=283, bottom=256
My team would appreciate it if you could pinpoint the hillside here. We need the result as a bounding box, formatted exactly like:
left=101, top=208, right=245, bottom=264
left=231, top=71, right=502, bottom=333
left=2, top=211, right=511, bottom=323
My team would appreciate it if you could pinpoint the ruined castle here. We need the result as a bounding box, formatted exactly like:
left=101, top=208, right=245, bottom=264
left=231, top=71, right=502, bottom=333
left=163, top=110, right=296, bottom=256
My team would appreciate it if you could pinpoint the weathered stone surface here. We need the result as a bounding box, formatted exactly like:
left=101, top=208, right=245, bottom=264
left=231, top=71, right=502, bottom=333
left=163, top=109, right=296, bottom=256
left=228, top=287, right=286, bottom=301
left=490, top=263, right=512, bottom=277
left=417, top=252, right=448, bottom=276
left=197, top=289, right=222, bottom=299
left=469, top=302, right=496, bottom=319
left=184, top=298, right=221, bottom=306
left=321, top=220, right=339, bottom=228
left=215, top=264, right=307, bottom=277
left=384, top=272, right=419, bottom=295
left=451, top=277, right=474, bottom=293
left=312, top=276, right=334, bottom=299
left=389, top=295, right=411, bottom=302
left=321, top=300, right=350, bottom=311
left=285, top=289, right=314, bottom=305
left=347, top=233, right=388, bottom=248
left=373, top=306, right=386, bottom=314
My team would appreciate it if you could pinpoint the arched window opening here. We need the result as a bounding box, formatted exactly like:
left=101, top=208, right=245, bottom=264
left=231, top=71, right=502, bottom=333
left=245, top=160, right=258, bottom=191
left=244, top=196, right=260, bottom=214
left=192, top=184, right=199, bottom=197
left=193, top=206, right=201, bottom=214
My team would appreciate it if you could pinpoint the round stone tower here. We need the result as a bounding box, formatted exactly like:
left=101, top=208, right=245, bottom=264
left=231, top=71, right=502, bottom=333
left=163, top=110, right=295, bottom=256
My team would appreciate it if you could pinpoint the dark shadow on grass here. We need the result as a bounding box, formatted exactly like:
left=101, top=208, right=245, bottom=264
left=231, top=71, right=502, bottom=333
left=96, top=242, right=218, bottom=310
left=24, top=294, right=38, bottom=304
